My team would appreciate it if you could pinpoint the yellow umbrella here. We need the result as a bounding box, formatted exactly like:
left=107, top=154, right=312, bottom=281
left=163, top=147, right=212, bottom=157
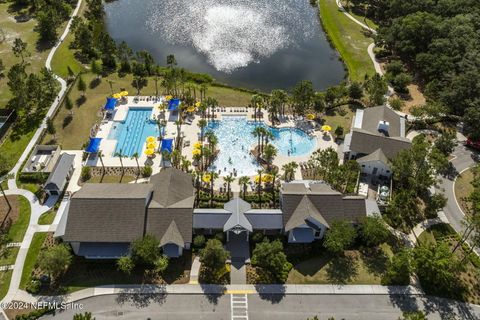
left=144, top=148, right=155, bottom=156
left=262, top=174, right=273, bottom=183
left=112, top=93, right=122, bottom=99
left=165, top=95, right=173, bottom=101
left=120, top=91, right=128, bottom=96
left=193, top=141, right=203, bottom=149
left=146, top=136, right=156, bottom=143
left=147, top=142, right=157, bottom=149
left=195, top=101, right=201, bottom=107
left=321, top=125, right=332, bottom=132
left=192, top=148, right=201, bottom=155
left=254, top=175, right=261, bottom=183
left=306, top=114, right=315, bottom=120
left=202, top=174, right=211, bottom=183
left=187, top=106, right=195, bottom=113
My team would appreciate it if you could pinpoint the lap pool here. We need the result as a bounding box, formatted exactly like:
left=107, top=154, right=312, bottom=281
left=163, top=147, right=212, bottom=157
left=207, top=116, right=316, bottom=176
left=108, top=108, right=159, bottom=157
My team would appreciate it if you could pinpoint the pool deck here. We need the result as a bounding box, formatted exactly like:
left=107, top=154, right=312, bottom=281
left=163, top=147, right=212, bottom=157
left=86, top=99, right=338, bottom=191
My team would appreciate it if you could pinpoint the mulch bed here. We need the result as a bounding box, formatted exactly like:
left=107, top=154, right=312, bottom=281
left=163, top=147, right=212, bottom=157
left=0, top=195, right=19, bottom=233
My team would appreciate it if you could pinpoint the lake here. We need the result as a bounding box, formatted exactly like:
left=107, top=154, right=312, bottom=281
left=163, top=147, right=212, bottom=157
left=104, top=0, right=346, bottom=92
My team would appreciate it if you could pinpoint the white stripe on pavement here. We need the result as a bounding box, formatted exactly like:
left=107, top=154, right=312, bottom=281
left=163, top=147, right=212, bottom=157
left=231, top=294, right=248, bottom=320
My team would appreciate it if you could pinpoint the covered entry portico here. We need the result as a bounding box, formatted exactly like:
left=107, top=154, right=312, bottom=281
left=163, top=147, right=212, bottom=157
left=223, top=198, right=253, bottom=242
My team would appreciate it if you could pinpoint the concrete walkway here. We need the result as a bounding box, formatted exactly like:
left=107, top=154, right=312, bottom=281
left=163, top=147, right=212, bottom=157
left=189, top=257, right=201, bottom=284
left=227, top=233, right=250, bottom=285
left=0, top=0, right=83, bottom=311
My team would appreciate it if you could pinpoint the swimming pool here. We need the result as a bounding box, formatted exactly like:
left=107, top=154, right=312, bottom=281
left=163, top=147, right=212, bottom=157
left=108, top=108, right=159, bottom=157
left=207, top=116, right=316, bottom=176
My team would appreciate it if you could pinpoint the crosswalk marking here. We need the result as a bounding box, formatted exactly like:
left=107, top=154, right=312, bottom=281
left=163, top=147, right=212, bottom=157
left=231, top=294, right=248, bottom=320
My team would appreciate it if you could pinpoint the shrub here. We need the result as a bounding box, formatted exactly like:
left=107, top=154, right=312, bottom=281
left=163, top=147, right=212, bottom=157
left=80, top=166, right=91, bottom=181
left=323, top=220, right=357, bottom=254
left=131, top=234, right=159, bottom=265
left=142, top=165, right=153, bottom=177
left=193, top=235, right=206, bottom=248
left=251, top=239, right=292, bottom=283
left=215, top=232, right=225, bottom=243
left=117, top=256, right=135, bottom=274
left=154, top=255, right=169, bottom=274
left=38, top=244, right=73, bottom=279
left=14, top=308, right=52, bottom=320
left=251, top=231, right=264, bottom=243
left=25, top=279, right=41, bottom=294
left=359, top=216, right=390, bottom=247
left=199, top=239, right=229, bottom=272
left=382, top=249, right=412, bottom=285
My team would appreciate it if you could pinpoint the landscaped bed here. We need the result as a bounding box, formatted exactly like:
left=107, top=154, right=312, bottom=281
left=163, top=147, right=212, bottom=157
left=454, top=167, right=475, bottom=215
left=21, top=233, right=192, bottom=294
left=417, top=224, right=480, bottom=304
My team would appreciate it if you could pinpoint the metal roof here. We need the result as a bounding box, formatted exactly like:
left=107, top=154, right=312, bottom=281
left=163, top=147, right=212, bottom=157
left=44, top=153, right=75, bottom=190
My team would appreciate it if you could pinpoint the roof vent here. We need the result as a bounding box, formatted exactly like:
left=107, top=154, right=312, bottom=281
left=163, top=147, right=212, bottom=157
left=377, top=120, right=390, bottom=135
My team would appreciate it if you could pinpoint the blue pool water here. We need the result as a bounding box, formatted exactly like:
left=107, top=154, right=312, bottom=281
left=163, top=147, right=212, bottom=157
left=207, top=116, right=316, bottom=176
left=108, top=108, right=159, bottom=157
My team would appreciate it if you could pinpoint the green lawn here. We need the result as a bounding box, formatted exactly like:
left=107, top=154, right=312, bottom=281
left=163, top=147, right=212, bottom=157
left=0, top=130, right=36, bottom=176
left=318, top=0, right=376, bottom=81
left=42, top=72, right=255, bottom=149
left=0, top=270, right=13, bottom=300
left=0, top=247, right=20, bottom=266
left=20, top=232, right=47, bottom=289
left=454, top=168, right=475, bottom=215
left=38, top=211, right=56, bottom=225
left=0, top=3, right=50, bottom=106
left=7, top=196, right=31, bottom=242
left=287, top=243, right=393, bottom=285
left=322, top=105, right=356, bottom=133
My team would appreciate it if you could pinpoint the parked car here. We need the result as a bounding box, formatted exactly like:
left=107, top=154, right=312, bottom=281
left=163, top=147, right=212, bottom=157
left=466, top=138, right=480, bottom=151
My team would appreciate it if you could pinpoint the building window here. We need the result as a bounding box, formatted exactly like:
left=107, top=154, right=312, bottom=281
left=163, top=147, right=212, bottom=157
left=314, top=230, right=321, bottom=238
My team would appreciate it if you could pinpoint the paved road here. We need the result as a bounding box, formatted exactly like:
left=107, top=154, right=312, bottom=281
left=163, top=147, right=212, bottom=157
left=437, top=143, right=479, bottom=253
left=40, top=293, right=480, bottom=320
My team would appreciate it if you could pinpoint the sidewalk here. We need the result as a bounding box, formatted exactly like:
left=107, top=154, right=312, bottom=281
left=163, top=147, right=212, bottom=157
left=11, top=284, right=426, bottom=305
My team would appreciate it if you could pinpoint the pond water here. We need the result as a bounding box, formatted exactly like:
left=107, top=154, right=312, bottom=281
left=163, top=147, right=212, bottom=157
left=104, top=0, right=345, bottom=92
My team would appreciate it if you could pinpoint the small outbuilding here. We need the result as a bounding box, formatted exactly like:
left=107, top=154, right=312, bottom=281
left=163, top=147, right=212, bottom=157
left=44, top=153, right=75, bottom=196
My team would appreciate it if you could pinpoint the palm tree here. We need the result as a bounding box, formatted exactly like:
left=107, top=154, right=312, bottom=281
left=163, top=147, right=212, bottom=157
left=250, top=94, right=263, bottom=122
left=97, top=150, right=105, bottom=176
left=198, top=119, right=207, bottom=141
left=282, top=162, right=298, bottom=182
left=263, top=130, right=274, bottom=153
left=239, top=176, right=250, bottom=199
left=263, top=144, right=278, bottom=170
left=206, top=131, right=218, bottom=155
left=194, top=170, right=201, bottom=205
left=131, top=152, right=140, bottom=178
left=202, top=146, right=212, bottom=169
left=181, top=157, right=191, bottom=172
left=205, top=97, right=218, bottom=121
left=223, top=175, right=235, bottom=201
left=252, top=126, right=263, bottom=156
left=209, top=171, right=218, bottom=207
left=171, top=149, right=181, bottom=169
left=270, top=167, right=279, bottom=208
left=199, top=83, right=208, bottom=101
left=175, top=119, right=183, bottom=149
left=114, top=150, right=125, bottom=176
left=199, top=103, right=207, bottom=120
left=156, top=119, right=167, bottom=140
left=257, top=169, right=263, bottom=203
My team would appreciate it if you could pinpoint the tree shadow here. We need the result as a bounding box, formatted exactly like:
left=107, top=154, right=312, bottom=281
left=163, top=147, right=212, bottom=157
left=255, top=284, right=286, bottom=304
left=361, top=247, right=389, bottom=277
left=325, top=254, right=358, bottom=284
left=62, top=115, right=73, bottom=128
left=76, top=96, right=86, bottom=107
left=199, top=284, right=226, bottom=305
left=115, top=284, right=167, bottom=308
left=89, top=78, right=101, bottom=89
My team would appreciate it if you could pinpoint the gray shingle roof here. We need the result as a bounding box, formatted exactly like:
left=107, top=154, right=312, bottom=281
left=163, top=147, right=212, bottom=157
left=73, top=183, right=153, bottom=199
left=356, top=148, right=389, bottom=165
left=149, top=168, right=195, bottom=208
left=160, top=220, right=185, bottom=248
left=281, top=183, right=367, bottom=229
left=62, top=193, right=149, bottom=243
left=360, top=106, right=404, bottom=137
left=284, top=195, right=330, bottom=231
left=44, top=153, right=75, bottom=190
left=349, top=129, right=411, bottom=159
left=146, top=208, right=193, bottom=244
left=223, top=198, right=253, bottom=232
